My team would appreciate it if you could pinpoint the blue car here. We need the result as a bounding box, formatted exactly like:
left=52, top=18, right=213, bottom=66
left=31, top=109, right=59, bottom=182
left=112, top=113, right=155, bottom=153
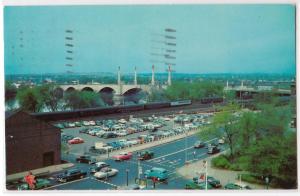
left=144, top=167, right=168, bottom=181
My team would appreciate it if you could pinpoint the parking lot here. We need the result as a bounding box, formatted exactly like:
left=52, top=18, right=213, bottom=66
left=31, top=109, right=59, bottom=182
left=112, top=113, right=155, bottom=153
left=9, top=111, right=227, bottom=190
left=59, top=113, right=214, bottom=157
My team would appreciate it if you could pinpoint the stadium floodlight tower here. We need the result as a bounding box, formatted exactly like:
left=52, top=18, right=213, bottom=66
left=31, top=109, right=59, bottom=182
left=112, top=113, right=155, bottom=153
left=65, top=29, right=75, bottom=79
left=150, top=27, right=177, bottom=86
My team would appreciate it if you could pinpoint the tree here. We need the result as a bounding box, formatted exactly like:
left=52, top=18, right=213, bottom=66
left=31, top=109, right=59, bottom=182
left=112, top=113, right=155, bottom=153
left=207, top=103, right=240, bottom=159
left=5, top=81, right=17, bottom=100
left=16, top=87, right=43, bottom=112
left=64, top=91, right=104, bottom=110
left=37, top=84, right=64, bottom=112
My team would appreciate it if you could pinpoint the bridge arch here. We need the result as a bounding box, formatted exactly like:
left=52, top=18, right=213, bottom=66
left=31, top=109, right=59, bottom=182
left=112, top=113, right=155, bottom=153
left=66, top=87, right=76, bottom=93
left=123, top=88, right=142, bottom=96
left=81, top=87, right=94, bottom=92
left=99, top=87, right=116, bottom=94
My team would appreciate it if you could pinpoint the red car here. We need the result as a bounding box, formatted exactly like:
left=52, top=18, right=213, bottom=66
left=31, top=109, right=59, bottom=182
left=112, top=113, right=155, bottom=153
left=68, top=137, right=84, bottom=144
left=112, top=152, right=132, bottom=161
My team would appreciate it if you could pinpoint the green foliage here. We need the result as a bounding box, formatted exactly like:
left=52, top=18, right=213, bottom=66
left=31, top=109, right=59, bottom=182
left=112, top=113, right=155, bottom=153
left=5, top=81, right=17, bottom=99
left=164, top=81, right=224, bottom=101
left=209, top=103, right=241, bottom=158
left=148, top=88, right=168, bottom=102
left=64, top=91, right=104, bottom=109
left=211, top=155, right=231, bottom=169
left=16, top=87, right=43, bottom=112
left=37, top=84, right=64, bottom=111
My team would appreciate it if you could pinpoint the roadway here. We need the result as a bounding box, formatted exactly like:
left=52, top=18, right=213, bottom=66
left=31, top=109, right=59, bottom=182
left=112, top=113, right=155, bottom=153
left=46, top=135, right=225, bottom=190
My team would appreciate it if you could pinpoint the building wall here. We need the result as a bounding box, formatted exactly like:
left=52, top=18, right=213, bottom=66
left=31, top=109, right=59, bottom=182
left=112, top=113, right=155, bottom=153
left=5, top=112, right=61, bottom=175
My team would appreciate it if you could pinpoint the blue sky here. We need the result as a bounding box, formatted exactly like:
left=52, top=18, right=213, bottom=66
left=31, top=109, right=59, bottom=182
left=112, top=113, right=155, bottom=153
left=4, top=4, right=296, bottom=74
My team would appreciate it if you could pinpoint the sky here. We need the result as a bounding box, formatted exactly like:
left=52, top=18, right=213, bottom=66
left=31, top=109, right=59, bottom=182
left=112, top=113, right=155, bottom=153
left=4, top=4, right=296, bottom=75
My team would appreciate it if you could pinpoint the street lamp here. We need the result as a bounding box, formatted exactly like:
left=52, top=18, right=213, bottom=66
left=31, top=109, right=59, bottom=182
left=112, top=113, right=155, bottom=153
left=126, top=169, right=129, bottom=186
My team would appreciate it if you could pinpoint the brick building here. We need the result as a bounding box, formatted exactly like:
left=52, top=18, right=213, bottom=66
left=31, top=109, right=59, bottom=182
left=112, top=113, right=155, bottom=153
left=5, top=110, right=61, bottom=175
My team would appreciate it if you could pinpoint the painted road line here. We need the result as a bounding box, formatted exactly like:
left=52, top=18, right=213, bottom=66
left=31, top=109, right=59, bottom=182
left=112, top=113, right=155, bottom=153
left=91, top=177, right=118, bottom=188
left=43, top=177, right=90, bottom=190
left=148, top=137, right=218, bottom=162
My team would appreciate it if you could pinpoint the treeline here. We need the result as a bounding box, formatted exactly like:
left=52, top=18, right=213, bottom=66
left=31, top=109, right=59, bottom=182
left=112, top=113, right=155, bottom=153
left=7, top=83, right=105, bottom=112
left=148, top=81, right=224, bottom=102
left=204, top=99, right=296, bottom=188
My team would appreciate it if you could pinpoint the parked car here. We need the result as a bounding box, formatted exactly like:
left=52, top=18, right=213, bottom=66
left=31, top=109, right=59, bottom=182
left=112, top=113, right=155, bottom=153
left=207, top=176, right=222, bottom=188
left=112, top=152, right=132, bottom=161
left=89, top=121, right=96, bottom=126
left=57, top=169, right=87, bottom=183
left=144, top=167, right=168, bottom=181
left=94, top=167, right=118, bottom=179
left=224, top=182, right=251, bottom=190
left=90, top=162, right=110, bottom=174
left=194, top=140, right=205, bottom=148
left=185, top=179, right=213, bottom=190
left=102, top=132, right=117, bottom=139
left=207, top=146, right=220, bottom=154
left=138, top=151, right=154, bottom=161
left=76, top=155, right=96, bottom=164
left=18, top=178, right=51, bottom=190
left=224, top=182, right=252, bottom=190
left=68, top=137, right=84, bottom=144
left=193, top=176, right=221, bottom=188
left=218, top=138, right=225, bottom=144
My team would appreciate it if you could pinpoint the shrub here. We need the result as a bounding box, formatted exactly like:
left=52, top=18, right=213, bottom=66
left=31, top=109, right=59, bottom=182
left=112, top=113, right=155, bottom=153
left=211, top=155, right=231, bottom=169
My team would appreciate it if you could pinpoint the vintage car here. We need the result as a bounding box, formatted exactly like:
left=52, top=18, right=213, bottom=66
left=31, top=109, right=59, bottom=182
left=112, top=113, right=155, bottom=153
left=224, top=182, right=252, bottom=190
left=18, top=178, right=51, bottom=190
left=138, top=151, right=154, bottom=161
left=112, top=152, right=132, bottom=161
left=185, top=179, right=213, bottom=190
left=68, top=137, right=84, bottom=144
left=144, top=167, right=168, bottom=181
left=94, top=167, right=118, bottom=179
left=76, top=155, right=96, bottom=164
left=57, top=169, right=87, bottom=183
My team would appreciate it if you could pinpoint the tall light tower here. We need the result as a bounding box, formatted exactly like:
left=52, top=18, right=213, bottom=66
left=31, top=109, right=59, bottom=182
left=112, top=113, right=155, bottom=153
left=151, top=64, right=155, bottom=85
left=117, top=66, right=121, bottom=85
left=65, top=29, right=75, bottom=75
left=150, top=28, right=177, bottom=85
left=134, top=66, right=137, bottom=85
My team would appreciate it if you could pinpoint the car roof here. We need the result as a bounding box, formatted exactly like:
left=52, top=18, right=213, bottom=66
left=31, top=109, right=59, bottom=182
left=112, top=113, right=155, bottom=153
left=151, top=167, right=166, bottom=171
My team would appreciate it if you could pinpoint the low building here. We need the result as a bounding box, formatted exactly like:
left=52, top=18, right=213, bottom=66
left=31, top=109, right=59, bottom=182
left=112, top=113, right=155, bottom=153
left=5, top=110, right=61, bottom=175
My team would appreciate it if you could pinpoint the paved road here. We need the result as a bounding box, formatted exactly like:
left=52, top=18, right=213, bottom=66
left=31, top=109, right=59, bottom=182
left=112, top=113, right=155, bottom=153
left=46, top=135, right=225, bottom=190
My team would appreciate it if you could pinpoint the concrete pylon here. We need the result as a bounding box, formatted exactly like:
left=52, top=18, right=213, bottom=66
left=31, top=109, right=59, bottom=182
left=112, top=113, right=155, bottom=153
left=134, top=66, right=137, bottom=85
left=241, top=80, right=244, bottom=87
left=117, top=66, right=121, bottom=85
left=167, top=64, right=172, bottom=86
left=151, top=65, right=155, bottom=85
left=226, top=80, right=229, bottom=88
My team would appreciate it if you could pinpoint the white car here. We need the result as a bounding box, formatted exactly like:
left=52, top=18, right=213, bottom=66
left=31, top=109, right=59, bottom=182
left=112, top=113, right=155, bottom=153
left=116, top=130, right=128, bottom=137
left=96, top=131, right=106, bottom=137
left=118, top=119, right=127, bottom=124
left=94, top=167, right=118, bottom=179
left=89, top=121, right=96, bottom=126
left=83, top=121, right=90, bottom=126
left=126, top=139, right=139, bottom=145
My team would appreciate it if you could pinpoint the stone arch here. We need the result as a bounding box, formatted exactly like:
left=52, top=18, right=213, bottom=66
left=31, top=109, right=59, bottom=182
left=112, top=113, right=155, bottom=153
left=66, top=87, right=76, bottom=93
left=123, top=88, right=142, bottom=96
left=81, top=87, right=94, bottom=92
left=99, top=87, right=116, bottom=94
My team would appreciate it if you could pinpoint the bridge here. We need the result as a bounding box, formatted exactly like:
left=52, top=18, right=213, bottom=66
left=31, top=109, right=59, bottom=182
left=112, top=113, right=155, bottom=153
left=224, top=81, right=292, bottom=98
left=59, top=83, right=153, bottom=95
left=58, top=65, right=171, bottom=104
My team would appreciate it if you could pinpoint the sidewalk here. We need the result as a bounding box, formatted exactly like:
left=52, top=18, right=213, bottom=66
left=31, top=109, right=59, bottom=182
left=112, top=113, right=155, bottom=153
left=95, top=129, right=200, bottom=161
left=6, top=163, right=74, bottom=182
left=176, top=153, right=266, bottom=190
